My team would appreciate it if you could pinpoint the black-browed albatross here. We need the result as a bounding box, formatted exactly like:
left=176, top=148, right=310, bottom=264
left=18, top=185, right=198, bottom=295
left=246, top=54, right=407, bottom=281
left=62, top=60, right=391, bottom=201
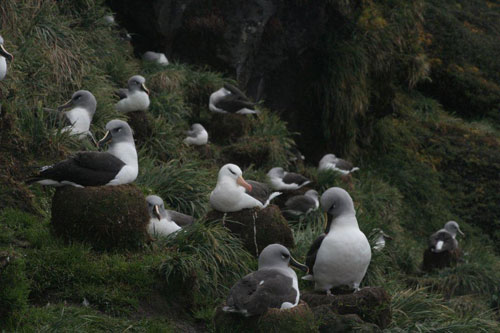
left=26, top=120, right=138, bottom=187
left=267, top=167, right=311, bottom=191
left=209, top=83, right=258, bottom=114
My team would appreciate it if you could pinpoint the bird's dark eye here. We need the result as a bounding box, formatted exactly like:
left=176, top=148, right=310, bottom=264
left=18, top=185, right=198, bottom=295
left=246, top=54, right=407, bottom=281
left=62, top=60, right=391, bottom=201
left=282, top=253, right=289, bottom=259
left=134, top=81, right=140, bottom=85
left=74, top=95, right=81, bottom=100
left=229, top=168, right=237, bottom=175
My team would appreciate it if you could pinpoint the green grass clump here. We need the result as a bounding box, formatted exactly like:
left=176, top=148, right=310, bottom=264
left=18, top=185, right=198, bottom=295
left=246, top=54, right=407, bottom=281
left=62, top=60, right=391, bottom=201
left=0, top=250, right=30, bottom=325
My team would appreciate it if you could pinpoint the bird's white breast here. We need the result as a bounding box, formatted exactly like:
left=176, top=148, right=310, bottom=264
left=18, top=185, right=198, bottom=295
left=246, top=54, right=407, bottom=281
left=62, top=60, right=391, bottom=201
left=209, top=88, right=230, bottom=113
left=64, top=107, right=92, bottom=136
left=115, top=91, right=150, bottom=113
left=147, top=218, right=181, bottom=237
left=0, top=56, right=7, bottom=81
left=210, top=178, right=262, bottom=212
left=184, top=130, right=208, bottom=145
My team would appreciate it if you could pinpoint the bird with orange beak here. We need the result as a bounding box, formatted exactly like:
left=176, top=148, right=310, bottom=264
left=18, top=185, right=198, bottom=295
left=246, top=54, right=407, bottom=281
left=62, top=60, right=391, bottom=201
left=210, top=164, right=272, bottom=212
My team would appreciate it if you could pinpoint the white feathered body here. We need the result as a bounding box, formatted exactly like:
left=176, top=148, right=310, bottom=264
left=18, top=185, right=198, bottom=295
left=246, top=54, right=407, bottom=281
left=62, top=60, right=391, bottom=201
left=115, top=91, right=150, bottom=113
left=209, top=88, right=230, bottom=113
left=106, top=142, right=138, bottom=185
left=210, top=178, right=263, bottom=212
left=184, top=129, right=208, bottom=145
left=147, top=217, right=181, bottom=237
left=313, top=216, right=371, bottom=291
left=0, top=56, right=7, bottom=81
left=62, top=107, right=93, bottom=139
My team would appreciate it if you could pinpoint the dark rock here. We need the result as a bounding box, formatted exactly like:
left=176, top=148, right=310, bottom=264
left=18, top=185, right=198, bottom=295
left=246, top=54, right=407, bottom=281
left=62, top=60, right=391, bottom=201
left=207, top=112, right=252, bottom=145
left=301, top=287, right=392, bottom=329
left=205, top=205, right=294, bottom=256
left=422, top=248, right=461, bottom=272
left=126, top=110, right=154, bottom=146
left=51, top=185, right=150, bottom=250
left=213, top=301, right=316, bottom=332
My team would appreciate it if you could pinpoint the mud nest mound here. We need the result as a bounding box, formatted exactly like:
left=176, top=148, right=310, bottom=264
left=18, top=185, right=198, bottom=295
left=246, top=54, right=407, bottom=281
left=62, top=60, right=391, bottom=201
left=205, top=205, right=294, bottom=256
left=301, top=287, right=392, bottom=329
left=207, top=113, right=252, bottom=145
left=51, top=185, right=149, bottom=250
left=213, top=301, right=316, bottom=332
left=126, top=111, right=154, bottom=146
left=422, top=248, right=462, bottom=272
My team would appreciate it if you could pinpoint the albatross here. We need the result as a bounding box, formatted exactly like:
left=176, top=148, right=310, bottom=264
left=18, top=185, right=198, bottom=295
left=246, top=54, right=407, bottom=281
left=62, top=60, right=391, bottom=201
left=267, top=167, right=311, bottom=191
left=223, top=243, right=308, bottom=316
left=142, top=51, right=169, bottom=66
left=303, top=187, right=371, bottom=295
left=115, top=75, right=150, bottom=113
left=429, top=221, right=464, bottom=253
left=0, top=35, right=13, bottom=82
left=146, top=195, right=182, bottom=237
left=283, top=190, right=319, bottom=216
left=209, top=83, right=258, bottom=114
left=51, top=90, right=97, bottom=140
left=26, top=120, right=138, bottom=187
left=318, top=154, right=359, bottom=175
left=210, top=164, right=277, bottom=212
left=183, top=123, right=208, bottom=146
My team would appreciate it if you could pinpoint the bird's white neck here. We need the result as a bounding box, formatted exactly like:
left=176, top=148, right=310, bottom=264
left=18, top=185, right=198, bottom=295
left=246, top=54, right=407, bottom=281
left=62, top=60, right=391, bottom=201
left=65, top=107, right=92, bottom=133
left=108, top=142, right=138, bottom=167
left=328, top=215, right=359, bottom=232
left=0, top=56, right=7, bottom=81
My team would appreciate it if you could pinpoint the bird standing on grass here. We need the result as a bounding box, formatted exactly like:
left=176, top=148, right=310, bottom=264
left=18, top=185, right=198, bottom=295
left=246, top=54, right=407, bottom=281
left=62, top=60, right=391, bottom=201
left=26, top=120, right=138, bottom=187
left=115, top=75, right=150, bottom=113
left=223, top=244, right=308, bottom=316
left=303, top=187, right=371, bottom=295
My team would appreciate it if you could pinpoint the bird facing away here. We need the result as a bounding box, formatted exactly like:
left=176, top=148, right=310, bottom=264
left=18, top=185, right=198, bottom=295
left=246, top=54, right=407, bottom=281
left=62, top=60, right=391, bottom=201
left=142, top=51, right=169, bottom=66
left=183, top=123, right=208, bottom=146
left=26, top=120, right=138, bottom=187
left=0, top=35, right=14, bottom=81
left=283, top=190, right=320, bottom=216
left=209, top=83, right=258, bottom=114
left=223, top=243, right=308, bottom=316
left=303, top=187, right=371, bottom=295
left=210, top=164, right=271, bottom=212
left=56, top=90, right=97, bottom=140
left=146, top=195, right=181, bottom=237
left=429, top=221, right=464, bottom=253
left=267, top=167, right=311, bottom=191
left=318, top=154, right=359, bottom=175
left=115, top=75, right=150, bottom=113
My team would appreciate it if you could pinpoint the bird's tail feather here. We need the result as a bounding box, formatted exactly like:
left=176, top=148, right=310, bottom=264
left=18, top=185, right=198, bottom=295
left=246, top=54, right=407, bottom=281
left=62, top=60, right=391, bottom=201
left=263, top=192, right=282, bottom=208
left=351, top=167, right=360, bottom=173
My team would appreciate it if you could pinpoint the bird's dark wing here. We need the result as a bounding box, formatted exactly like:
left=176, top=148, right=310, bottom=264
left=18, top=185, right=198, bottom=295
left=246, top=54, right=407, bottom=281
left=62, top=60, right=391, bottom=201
left=306, top=234, right=326, bottom=273
left=429, top=231, right=455, bottom=252
left=335, top=158, right=354, bottom=171
left=26, top=152, right=125, bottom=186
left=223, top=83, right=250, bottom=100
left=215, top=94, right=255, bottom=113
left=226, top=269, right=296, bottom=316
left=285, top=195, right=316, bottom=213
left=246, top=180, right=271, bottom=204
left=282, top=172, right=310, bottom=186
left=115, top=88, right=129, bottom=100
left=167, top=210, right=194, bottom=227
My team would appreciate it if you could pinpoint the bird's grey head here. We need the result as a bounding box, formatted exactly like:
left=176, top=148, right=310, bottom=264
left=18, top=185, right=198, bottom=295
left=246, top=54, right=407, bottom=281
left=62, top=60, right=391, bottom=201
left=58, top=90, right=97, bottom=115
left=320, top=187, right=355, bottom=218
left=143, top=51, right=160, bottom=62
left=0, top=35, right=13, bottom=62
left=191, top=123, right=205, bottom=132
left=146, top=195, right=166, bottom=220
left=323, top=154, right=337, bottom=162
left=267, top=167, right=285, bottom=178
left=258, top=244, right=308, bottom=273
left=218, top=163, right=253, bottom=192
left=305, top=190, right=319, bottom=199
left=443, top=221, right=464, bottom=238
left=127, top=75, right=149, bottom=94
left=98, top=119, right=134, bottom=148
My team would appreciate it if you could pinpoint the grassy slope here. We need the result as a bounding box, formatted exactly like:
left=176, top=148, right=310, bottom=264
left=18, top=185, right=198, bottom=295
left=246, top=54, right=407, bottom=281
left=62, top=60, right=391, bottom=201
left=0, top=0, right=499, bottom=331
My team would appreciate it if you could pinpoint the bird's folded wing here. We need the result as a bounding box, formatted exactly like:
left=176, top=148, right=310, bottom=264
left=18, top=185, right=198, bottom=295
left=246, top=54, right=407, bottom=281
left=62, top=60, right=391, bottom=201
left=115, top=88, right=129, bottom=100
left=73, top=152, right=126, bottom=172
left=305, top=234, right=326, bottom=273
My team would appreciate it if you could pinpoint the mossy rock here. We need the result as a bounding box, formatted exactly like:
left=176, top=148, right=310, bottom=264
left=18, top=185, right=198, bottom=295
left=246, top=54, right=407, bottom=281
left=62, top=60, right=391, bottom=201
left=51, top=185, right=149, bottom=250
left=301, top=287, right=392, bottom=329
left=422, top=248, right=461, bottom=272
left=213, top=301, right=317, bottom=333
left=205, top=205, right=294, bottom=256
left=126, top=110, right=154, bottom=147
left=207, top=113, right=252, bottom=145
left=0, top=250, right=30, bottom=323
left=220, top=137, right=270, bottom=169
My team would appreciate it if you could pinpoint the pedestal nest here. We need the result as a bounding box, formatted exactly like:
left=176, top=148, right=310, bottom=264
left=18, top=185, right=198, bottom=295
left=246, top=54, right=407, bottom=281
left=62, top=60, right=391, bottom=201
left=126, top=110, right=154, bottom=146
left=422, top=248, right=462, bottom=272
left=220, top=137, right=270, bottom=169
left=207, top=113, right=252, bottom=144
left=213, top=301, right=316, bottom=333
left=205, top=205, right=294, bottom=257
left=301, top=287, right=392, bottom=329
left=51, top=185, right=149, bottom=250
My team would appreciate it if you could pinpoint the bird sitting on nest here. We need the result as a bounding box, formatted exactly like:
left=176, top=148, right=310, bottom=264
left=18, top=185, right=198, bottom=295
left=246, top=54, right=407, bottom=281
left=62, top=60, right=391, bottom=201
left=209, top=83, right=258, bottom=114
left=282, top=190, right=319, bottom=216
left=146, top=195, right=183, bottom=237
left=267, top=167, right=311, bottom=191
left=26, top=120, right=138, bottom=187
left=183, top=123, right=208, bottom=146
left=318, top=154, right=359, bottom=175
left=223, top=243, right=308, bottom=316
left=303, top=187, right=371, bottom=295
left=142, top=51, right=169, bottom=66
left=429, top=221, right=464, bottom=253
left=210, top=164, right=280, bottom=213
left=115, top=75, right=150, bottom=113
